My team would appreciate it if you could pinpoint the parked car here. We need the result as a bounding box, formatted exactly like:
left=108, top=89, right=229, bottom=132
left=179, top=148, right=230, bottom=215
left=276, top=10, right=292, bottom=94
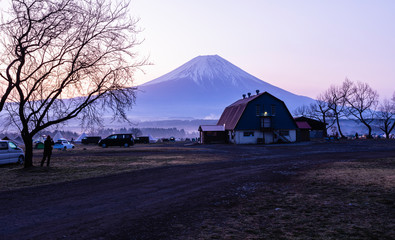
left=0, top=140, right=24, bottom=165
left=53, top=139, right=75, bottom=150
left=134, top=136, right=149, bottom=144
left=81, top=136, right=102, bottom=145
left=34, top=141, right=44, bottom=149
left=98, top=134, right=134, bottom=148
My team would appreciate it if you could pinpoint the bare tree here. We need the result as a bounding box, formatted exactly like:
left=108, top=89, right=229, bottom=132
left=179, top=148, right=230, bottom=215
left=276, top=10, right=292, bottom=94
left=130, top=128, right=142, bottom=137
left=293, top=96, right=334, bottom=137
left=322, top=79, right=353, bottom=138
left=0, top=0, right=146, bottom=167
left=376, top=92, right=395, bottom=139
left=311, top=96, right=335, bottom=137
left=345, top=81, right=379, bottom=138
left=293, top=105, right=311, bottom=117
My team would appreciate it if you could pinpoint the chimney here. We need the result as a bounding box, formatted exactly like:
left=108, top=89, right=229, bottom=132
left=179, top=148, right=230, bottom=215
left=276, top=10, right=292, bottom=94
left=242, top=94, right=246, bottom=99
left=256, top=89, right=260, bottom=95
left=248, top=92, right=251, bottom=98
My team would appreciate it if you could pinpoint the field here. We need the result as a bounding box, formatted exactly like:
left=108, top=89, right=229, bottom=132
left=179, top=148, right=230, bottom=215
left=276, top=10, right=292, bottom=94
left=0, top=144, right=227, bottom=191
left=184, top=157, right=394, bottom=240
left=0, top=140, right=394, bottom=239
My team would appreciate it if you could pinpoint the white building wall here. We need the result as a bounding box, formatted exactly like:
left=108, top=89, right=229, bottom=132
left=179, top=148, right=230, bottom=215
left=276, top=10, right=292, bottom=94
left=232, top=129, right=296, bottom=144
left=234, top=130, right=263, bottom=144
left=288, top=130, right=297, bottom=142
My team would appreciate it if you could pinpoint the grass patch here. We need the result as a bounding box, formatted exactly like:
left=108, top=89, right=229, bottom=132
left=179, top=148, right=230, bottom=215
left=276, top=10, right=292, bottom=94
left=0, top=144, right=226, bottom=191
left=187, top=157, right=395, bottom=240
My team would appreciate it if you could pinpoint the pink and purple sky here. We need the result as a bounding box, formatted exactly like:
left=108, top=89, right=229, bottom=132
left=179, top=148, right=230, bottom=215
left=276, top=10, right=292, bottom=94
left=131, top=0, right=395, bottom=100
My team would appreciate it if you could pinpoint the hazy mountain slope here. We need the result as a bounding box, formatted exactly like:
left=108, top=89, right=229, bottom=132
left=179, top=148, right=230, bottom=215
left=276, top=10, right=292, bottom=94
left=131, top=55, right=314, bottom=120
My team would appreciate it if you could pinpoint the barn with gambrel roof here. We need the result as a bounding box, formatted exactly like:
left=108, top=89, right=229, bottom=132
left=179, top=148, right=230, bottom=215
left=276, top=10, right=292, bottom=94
left=217, top=91, right=298, bottom=144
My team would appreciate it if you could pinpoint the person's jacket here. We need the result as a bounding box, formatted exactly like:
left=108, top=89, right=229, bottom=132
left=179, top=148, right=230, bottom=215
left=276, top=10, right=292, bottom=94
left=44, top=139, right=54, bottom=153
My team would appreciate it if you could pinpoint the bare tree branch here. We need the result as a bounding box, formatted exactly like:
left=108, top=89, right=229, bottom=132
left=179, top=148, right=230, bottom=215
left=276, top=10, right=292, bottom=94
left=321, top=78, right=353, bottom=138
left=0, top=0, right=147, bottom=167
left=376, top=93, right=395, bottom=138
left=345, top=81, right=379, bottom=138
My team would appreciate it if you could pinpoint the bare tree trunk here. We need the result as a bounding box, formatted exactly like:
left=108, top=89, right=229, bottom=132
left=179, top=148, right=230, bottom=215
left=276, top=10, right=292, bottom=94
left=322, top=81, right=351, bottom=139
left=22, top=132, right=34, bottom=168
left=379, top=119, right=395, bottom=139
left=365, top=123, right=373, bottom=138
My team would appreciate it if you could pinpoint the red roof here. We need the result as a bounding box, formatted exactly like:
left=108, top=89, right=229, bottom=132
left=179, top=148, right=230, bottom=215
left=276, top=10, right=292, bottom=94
left=296, top=121, right=312, bottom=129
left=217, top=93, right=261, bottom=130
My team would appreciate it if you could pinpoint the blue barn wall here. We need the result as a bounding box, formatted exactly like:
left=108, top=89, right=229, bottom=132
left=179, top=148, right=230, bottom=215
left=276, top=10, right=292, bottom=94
left=235, top=93, right=297, bottom=130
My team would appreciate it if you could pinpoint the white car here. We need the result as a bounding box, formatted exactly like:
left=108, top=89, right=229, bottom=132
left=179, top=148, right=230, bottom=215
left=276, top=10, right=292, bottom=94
left=0, top=140, right=24, bottom=165
left=53, top=139, right=75, bottom=150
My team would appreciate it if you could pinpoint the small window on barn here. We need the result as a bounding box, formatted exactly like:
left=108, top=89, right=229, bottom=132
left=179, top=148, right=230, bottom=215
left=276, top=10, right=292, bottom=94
left=271, top=105, right=276, bottom=116
left=261, top=118, right=271, bottom=128
left=280, top=130, right=289, bottom=136
left=243, top=131, right=254, bottom=137
left=256, top=105, right=260, bottom=116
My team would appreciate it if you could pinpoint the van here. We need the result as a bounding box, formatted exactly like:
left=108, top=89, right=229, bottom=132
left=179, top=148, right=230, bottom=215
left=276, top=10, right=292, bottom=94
left=0, top=140, right=24, bottom=165
left=98, top=134, right=134, bottom=148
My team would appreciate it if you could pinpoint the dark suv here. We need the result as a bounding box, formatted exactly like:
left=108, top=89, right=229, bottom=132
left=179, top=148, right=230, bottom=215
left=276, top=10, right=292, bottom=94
left=98, top=134, right=134, bottom=148
left=81, top=136, right=102, bottom=145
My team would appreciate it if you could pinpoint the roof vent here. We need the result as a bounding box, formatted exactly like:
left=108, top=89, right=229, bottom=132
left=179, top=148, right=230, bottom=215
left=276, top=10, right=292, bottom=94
left=256, top=89, right=260, bottom=95
left=248, top=92, right=251, bottom=98
left=242, top=94, right=246, bottom=99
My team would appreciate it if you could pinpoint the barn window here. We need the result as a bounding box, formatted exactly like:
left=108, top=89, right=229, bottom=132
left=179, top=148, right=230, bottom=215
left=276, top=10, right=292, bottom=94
left=243, top=131, right=254, bottom=137
left=256, top=105, right=260, bottom=116
left=271, top=105, right=276, bottom=116
left=261, top=118, right=271, bottom=128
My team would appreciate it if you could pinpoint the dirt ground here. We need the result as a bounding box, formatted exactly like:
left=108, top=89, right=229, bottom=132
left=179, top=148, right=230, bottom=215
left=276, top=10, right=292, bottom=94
left=0, top=139, right=394, bottom=240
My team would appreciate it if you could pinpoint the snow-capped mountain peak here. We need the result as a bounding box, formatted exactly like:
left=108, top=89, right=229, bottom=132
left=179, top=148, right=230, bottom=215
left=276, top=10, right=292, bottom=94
left=142, top=55, right=263, bottom=88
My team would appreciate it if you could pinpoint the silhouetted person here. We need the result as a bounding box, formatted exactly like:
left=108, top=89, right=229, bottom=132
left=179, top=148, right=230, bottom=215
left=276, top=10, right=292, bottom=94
left=355, top=132, right=359, bottom=139
left=41, top=135, right=54, bottom=167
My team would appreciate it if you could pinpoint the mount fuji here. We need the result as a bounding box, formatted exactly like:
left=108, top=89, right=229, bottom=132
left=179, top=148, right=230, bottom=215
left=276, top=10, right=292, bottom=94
left=130, top=55, right=314, bottom=120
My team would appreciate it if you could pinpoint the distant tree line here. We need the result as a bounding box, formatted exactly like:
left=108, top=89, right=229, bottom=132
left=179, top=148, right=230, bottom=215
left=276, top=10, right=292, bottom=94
left=88, top=127, right=189, bottom=139
left=37, top=130, right=79, bottom=141
left=140, top=128, right=186, bottom=139
left=87, top=128, right=142, bottom=138
left=294, top=78, right=395, bottom=139
left=27, top=127, right=193, bottom=140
